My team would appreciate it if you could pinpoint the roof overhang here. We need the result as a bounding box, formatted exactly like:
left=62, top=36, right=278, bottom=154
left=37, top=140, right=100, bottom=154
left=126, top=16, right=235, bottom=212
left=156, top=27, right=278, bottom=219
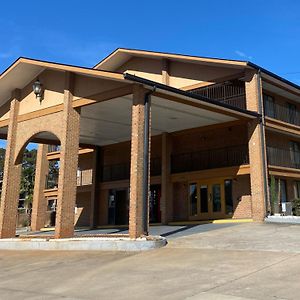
left=94, top=48, right=249, bottom=71
left=0, top=57, right=125, bottom=107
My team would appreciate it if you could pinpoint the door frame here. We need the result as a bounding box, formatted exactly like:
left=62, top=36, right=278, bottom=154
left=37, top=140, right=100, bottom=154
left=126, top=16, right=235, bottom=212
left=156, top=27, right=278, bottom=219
left=188, top=177, right=227, bottom=220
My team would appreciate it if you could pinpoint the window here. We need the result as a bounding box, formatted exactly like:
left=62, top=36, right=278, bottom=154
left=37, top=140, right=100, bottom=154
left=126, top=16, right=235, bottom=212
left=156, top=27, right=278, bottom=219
left=295, top=181, right=300, bottom=199
left=289, top=141, right=300, bottom=168
left=287, top=103, right=297, bottom=125
left=263, top=94, right=276, bottom=118
left=189, top=183, right=198, bottom=216
left=225, top=179, right=233, bottom=214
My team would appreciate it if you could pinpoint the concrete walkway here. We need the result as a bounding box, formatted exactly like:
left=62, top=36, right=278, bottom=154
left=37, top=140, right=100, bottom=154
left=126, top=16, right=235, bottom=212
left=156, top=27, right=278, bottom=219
left=2, top=222, right=300, bottom=299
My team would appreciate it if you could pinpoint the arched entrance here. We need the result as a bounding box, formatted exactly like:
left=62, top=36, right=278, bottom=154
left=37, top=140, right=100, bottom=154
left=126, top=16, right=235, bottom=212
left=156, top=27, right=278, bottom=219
left=0, top=131, right=61, bottom=238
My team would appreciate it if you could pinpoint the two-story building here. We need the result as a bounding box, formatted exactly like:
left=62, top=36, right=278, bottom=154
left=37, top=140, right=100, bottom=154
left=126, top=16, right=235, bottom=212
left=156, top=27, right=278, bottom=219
left=0, top=48, right=299, bottom=239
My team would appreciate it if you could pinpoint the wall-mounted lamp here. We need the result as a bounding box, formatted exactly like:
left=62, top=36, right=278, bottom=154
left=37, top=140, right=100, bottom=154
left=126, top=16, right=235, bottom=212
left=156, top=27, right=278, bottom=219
left=32, top=79, right=43, bottom=102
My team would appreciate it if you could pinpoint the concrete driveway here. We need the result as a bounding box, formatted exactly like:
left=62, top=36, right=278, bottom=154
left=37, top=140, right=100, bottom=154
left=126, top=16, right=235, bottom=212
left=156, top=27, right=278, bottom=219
left=2, top=222, right=300, bottom=299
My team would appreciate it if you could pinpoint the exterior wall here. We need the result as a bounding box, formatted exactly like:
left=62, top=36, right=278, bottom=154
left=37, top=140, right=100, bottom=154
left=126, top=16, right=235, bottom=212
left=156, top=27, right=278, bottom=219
left=117, top=57, right=244, bottom=89
left=168, top=61, right=241, bottom=88
left=19, top=70, right=65, bottom=115
left=73, top=75, right=126, bottom=100
left=232, top=175, right=252, bottom=218
left=171, top=123, right=248, bottom=155
left=172, top=182, right=188, bottom=221
left=75, top=191, right=92, bottom=227
left=117, top=57, right=163, bottom=84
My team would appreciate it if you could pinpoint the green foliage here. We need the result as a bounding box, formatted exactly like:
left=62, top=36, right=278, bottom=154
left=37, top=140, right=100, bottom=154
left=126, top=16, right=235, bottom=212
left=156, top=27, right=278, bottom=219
left=270, top=175, right=278, bottom=214
left=20, top=149, right=37, bottom=206
left=0, top=147, right=37, bottom=207
left=292, top=198, right=300, bottom=216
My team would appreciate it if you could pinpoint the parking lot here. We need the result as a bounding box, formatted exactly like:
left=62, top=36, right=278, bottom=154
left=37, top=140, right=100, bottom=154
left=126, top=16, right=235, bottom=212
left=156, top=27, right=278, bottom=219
left=2, top=222, right=300, bottom=299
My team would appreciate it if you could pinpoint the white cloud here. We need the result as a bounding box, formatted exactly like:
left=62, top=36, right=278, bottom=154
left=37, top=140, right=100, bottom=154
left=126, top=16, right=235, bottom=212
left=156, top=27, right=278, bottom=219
left=235, top=50, right=253, bottom=60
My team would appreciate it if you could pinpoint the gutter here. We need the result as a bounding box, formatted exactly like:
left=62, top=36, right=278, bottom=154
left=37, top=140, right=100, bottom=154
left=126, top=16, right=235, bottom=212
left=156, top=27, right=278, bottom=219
left=247, top=61, right=300, bottom=91
left=124, top=73, right=260, bottom=119
left=256, top=70, right=270, bottom=217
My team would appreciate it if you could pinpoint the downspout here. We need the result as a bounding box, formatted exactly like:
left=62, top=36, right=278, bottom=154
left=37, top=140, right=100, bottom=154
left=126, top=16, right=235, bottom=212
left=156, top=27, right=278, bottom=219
left=256, top=70, right=270, bottom=217
left=142, top=86, right=156, bottom=235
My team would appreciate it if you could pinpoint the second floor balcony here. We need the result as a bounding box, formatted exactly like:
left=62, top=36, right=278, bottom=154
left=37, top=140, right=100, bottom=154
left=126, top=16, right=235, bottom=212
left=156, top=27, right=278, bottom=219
left=264, top=96, right=300, bottom=127
left=45, top=169, right=93, bottom=190
left=171, top=145, right=249, bottom=174
left=267, top=146, right=300, bottom=169
left=190, top=80, right=246, bottom=110
left=101, top=157, right=162, bottom=182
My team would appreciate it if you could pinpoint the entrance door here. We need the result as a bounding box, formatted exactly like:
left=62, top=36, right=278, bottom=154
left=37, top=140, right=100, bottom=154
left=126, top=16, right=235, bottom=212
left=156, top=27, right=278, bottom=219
left=189, top=179, right=225, bottom=220
left=149, top=185, right=161, bottom=223
left=108, top=189, right=129, bottom=225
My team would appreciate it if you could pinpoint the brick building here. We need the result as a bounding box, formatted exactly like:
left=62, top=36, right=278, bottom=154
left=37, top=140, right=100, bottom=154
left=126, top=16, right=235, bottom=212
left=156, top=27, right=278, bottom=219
left=0, top=48, right=299, bottom=239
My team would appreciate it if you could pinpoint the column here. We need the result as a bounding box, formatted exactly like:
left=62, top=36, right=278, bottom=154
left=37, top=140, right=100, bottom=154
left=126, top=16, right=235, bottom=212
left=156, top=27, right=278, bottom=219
left=245, top=71, right=268, bottom=221
left=89, top=148, right=98, bottom=228
left=55, top=72, right=80, bottom=238
left=160, top=132, right=172, bottom=224
left=31, top=144, right=49, bottom=231
left=0, top=89, right=22, bottom=238
left=129, top=85, right=151, bottom=239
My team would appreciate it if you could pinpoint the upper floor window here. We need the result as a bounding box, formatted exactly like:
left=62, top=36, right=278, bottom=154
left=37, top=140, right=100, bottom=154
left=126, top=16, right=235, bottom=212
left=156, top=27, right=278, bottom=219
left=289, top=141, right=300, bottom=168
left=287, top=102, right=297, bottom=125
left=263, top=94, right=276, bottom=118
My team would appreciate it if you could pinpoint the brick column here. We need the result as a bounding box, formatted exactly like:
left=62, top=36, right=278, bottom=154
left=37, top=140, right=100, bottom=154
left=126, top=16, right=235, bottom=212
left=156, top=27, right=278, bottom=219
left=55, top=72, right=80, bottom=238
left=161, top=132, right=172, bottom=224
left=129, top=85, right=151, bottom=239
left=31, top=144, right=49, bottom=231
left=89, top=148, right=98, bottom=228
left=245, top=71, right=268, bottom=221
left=0, top=89, right=22, bottom=238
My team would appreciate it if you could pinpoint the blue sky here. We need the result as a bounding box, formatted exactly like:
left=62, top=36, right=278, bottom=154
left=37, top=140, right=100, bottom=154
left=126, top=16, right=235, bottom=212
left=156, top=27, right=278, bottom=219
left=0, top=0, right=299, bottom=148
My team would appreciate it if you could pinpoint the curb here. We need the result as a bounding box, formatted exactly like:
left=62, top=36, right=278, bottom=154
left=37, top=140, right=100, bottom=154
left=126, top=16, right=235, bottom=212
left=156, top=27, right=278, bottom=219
left=0, top=236, right=167, bottom=251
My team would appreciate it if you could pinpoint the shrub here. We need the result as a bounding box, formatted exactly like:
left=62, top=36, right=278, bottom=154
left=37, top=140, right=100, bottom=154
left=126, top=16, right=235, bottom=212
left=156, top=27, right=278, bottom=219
left=292, top=198, right=300, bottom=216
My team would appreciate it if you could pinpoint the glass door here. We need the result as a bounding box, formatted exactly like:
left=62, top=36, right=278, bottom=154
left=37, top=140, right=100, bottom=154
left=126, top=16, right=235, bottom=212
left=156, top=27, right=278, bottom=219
left=189, top=179, right=225, bottom=220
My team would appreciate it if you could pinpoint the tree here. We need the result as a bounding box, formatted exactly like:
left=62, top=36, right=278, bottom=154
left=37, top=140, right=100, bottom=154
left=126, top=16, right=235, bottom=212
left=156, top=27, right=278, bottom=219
left=20, top=149, right=37, bottom=207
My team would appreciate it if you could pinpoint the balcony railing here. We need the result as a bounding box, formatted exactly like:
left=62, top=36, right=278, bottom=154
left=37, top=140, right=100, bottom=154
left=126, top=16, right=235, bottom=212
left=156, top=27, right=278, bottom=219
left=171, top=145, right=249, bottom=174
left=101, top=157, right=162, bottom=182
left=267, top=146, right=300, bottom=169
left=48, top=145, right=61, bottom=153
left=77, top=169, right=93, bottom=186
left=190, top=80, right=246, bottom=110
left=264, top=102, right=300, bottom=126
left=45, top=173, right=59, bottom=189
left=45, top=169, right=93, bottom=189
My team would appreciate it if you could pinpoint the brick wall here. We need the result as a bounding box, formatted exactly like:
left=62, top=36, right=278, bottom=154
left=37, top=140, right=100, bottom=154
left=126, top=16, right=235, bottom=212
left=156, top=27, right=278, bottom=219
left=232, top=175, right=252, bottom=218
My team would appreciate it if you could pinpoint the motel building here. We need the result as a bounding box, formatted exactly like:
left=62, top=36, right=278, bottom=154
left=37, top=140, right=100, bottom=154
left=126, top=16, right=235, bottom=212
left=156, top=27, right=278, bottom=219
left=0, top=48, right=299, bottom=240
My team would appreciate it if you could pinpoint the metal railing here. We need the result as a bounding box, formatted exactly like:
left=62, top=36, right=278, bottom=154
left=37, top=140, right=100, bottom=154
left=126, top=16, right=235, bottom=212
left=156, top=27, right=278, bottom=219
left=264, top=102, right=300, bottom=126
left=45, top=169, right=94, bottom=189
left=48, top=145, right=61, bottom=153
left=77, top=169, right=93, bottom=186
left=267, top=146, right=300, bottom=169
left=101, top=157, right=162, bottom=182
left=45, top=173, right=59, bottom=189
left=171, top=145, right=249, bottom=174
left=191, top=80, right=246, bottom=110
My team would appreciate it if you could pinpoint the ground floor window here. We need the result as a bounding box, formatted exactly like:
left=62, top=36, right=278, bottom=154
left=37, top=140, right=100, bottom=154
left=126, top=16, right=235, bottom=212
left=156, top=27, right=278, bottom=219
left=224, top=179, right=233, bottom=214
left=294, top=181, right=300, bottom=199
left=189, top=183, right=198, bottom=216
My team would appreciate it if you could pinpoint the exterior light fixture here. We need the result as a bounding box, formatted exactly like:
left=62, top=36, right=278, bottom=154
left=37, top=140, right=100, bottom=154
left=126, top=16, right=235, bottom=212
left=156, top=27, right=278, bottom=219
left=32, top=79, right=43, bottom=102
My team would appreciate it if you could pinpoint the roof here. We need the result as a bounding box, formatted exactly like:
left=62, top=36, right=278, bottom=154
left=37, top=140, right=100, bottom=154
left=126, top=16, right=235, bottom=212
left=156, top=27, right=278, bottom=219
left=0, top=57, right=125, bottom=106
left=94, top=48, right=249, bottom=70
left=94, top=48, right=300, bottom=93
